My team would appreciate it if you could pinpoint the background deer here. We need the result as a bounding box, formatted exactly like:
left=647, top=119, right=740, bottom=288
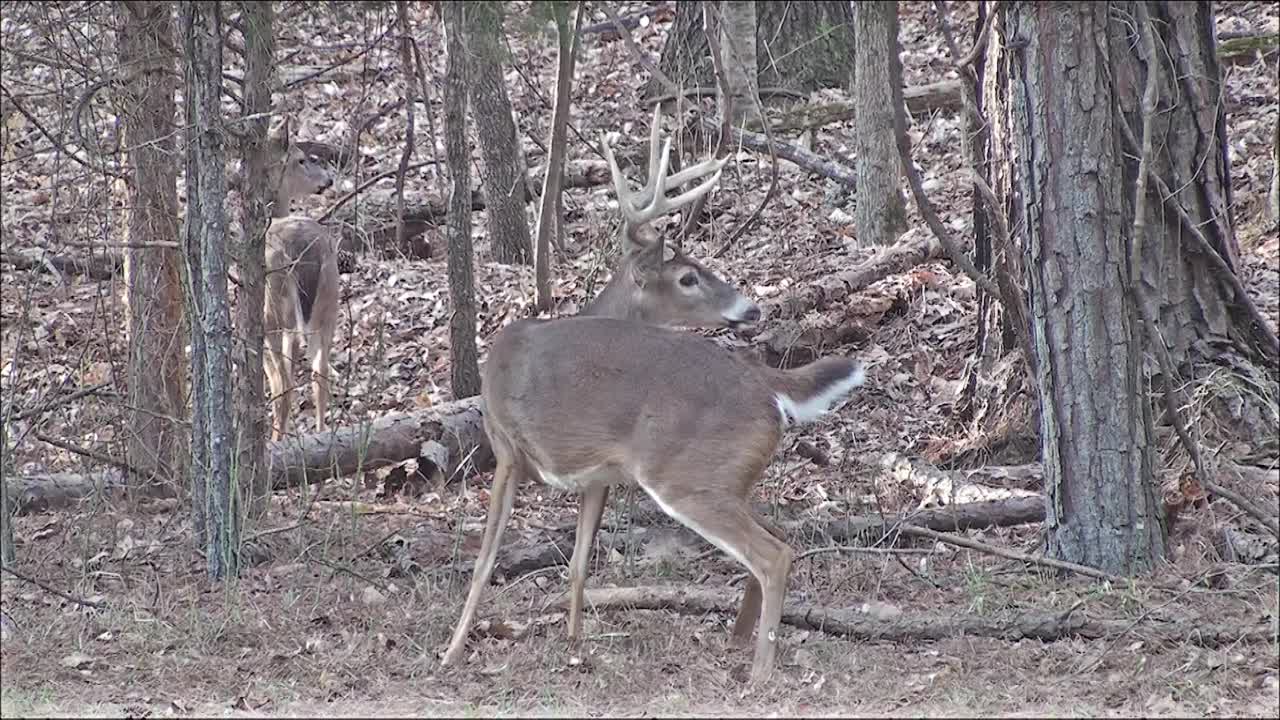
left=263, top=122, right=338, bottom=441
left=441, top=114, right=867, bottom=683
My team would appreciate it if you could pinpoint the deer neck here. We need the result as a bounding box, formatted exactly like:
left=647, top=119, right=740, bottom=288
left=579, top=273, right=650, bottom=322
left=270, top=192, right=293, bottom=219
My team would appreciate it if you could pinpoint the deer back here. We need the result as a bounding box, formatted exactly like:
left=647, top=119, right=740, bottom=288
left=482, top=317, right=786, bottom=493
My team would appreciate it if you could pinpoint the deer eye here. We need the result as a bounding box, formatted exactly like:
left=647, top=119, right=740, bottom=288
left=679, top=273, right=699, bottom=288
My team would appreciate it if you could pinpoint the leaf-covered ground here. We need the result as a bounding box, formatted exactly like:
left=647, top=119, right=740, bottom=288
left=2, top=2, right=1278, bottom=717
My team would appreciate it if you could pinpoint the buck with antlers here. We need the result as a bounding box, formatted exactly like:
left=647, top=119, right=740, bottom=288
left=262, top=122, right=338, bottom=441
left=441, top=109, right=866, bottom=683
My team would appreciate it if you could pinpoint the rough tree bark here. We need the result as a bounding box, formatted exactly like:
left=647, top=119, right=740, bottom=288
left=975, top=1, right=1277, bottom=479
left=643, top=0, right=855, bottom=100
left=1005, top=2, right=1164, bottom=575
left=116, top=1, right=187, bottom=493
left=533, top=1, right=582, bottom=312
left=718, top=0, right=760, bottom=126
left=233, top=0, right=273, bottom=514
left=465, top=1, right=532, bottom=266
left=182, top=0, right=240, bottom=580
left=1, top=421, right=13, bottom=564
left=443, top=3, right=482, bottom=398
left=853, top=0, right=907, bottom=248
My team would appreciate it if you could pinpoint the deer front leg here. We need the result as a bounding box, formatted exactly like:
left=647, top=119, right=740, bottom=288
left=567, top=484, right=609, bottom=643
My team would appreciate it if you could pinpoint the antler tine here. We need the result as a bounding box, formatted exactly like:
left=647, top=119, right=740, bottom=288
left=640, top=104, right=664, bottom=199
left=664, top=154, right=730, bottom=190
left=602, top=132, right=640, bottom=219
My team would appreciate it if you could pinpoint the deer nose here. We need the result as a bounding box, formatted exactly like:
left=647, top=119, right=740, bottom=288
left=742, top=305, right=761, bottom=324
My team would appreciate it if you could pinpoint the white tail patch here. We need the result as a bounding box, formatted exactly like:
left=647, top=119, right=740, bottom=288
left=774, top=363, right=865, bottom=427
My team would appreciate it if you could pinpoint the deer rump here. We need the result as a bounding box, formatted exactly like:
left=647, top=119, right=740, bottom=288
left=482, top=316, right=863, bottom=494
left=265, top=217, right=338, bottom=332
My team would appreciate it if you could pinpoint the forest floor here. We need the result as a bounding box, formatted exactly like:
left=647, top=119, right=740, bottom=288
left=2, top=1, right=1279, bottom=717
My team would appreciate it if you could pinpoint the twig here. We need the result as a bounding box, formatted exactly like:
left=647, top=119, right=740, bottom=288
left=933, top=0, right=1034, bottom=361
left=794, top=545, right=936, bottom=563
left=957, top=1, right=1003, bottom=69
left=282, top=22, right=397, bottom=90
left=603, top=3, right=678, bottom=96
left=1127, top=4, right=1278, bottom=540
left=34, top=432, right=140, bottom=477
left=393, top=0, right=418, bottom=251
left=0, top=564, right=105, bottom=609
left=317, top=160, right=435, bottom=224
left=0, top=81, right=121, bottom=177
left=649, top=86, right=806, bottom=105
left=1115, top=110, right=1279, bottom=362
left=704, top=3, right=779, bottom=259
left=888, top=29, right=999, bottom=297
left=898, top=525, right=1133, bottom=586
left=14, top=381, right=111, bottom=421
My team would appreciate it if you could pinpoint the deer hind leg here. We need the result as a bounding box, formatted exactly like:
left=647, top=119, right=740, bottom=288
left=731, top=512, right=787, bottom=647
left=306, top=260, right=339, bottom=434
left=567, top=484, right=610, bottom=643
left=264, top=328, right=295, bottom=442
left=441, top=435, right=522, bottom=667
left=638, top=479, right=793, bottom=684
left=305, top=326, right=333, bottom=434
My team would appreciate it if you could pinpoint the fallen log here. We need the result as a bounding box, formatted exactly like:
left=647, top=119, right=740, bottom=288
left=7, top=397, right=492, bottom=515
left=706, top=119, right=857, bottom=187
left=745, top=80, right=964, bottom=133
left=5, top=470, right=129, bottom=515
left=762, top=233, right=942, bottom=320
left=267, top=395, right=489, bottom=491
left=456, top=495, right=1049, bottom=581
left=564, top=586, right=1276, bottom=648
left=0, top=248, right=122, bottom=281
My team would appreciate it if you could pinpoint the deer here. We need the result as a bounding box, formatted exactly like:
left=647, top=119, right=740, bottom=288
left=441, top=108, right=867, bottom=683
left=261, top=122, right=339, bottom=441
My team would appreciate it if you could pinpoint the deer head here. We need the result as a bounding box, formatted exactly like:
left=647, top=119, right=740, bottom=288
left=582, top=107, right=760, bottom=329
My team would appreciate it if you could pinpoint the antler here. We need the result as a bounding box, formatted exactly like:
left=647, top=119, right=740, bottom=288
left=601, top=106, right=729, bottom=230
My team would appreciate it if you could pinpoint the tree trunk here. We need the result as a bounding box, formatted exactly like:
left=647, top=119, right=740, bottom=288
left=718, top=0, right=760, bottom=126
left=853, top=0, right=906, bottom=248
left=182, top=0, right=240, bottom=580
left=1271, top=117, right=1279, bottom=224
left=533, top=1, right=581, bottom=312
left=233, top=0, right=273, bottom=515
left=1, top=420, right=14, bottom=565
left=116, top=1, right=187, bottom=493
left=1005, top=1, right=1164, bottom=575
left=1115, top=2, right=1274, bottom=366
left=465, top=2, right=532, bottom=266
left=644, top=0, right=855, bottom=101
left=443, top=3, right=482, bottom=399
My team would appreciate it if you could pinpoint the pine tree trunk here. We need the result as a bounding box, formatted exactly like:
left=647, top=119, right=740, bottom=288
left=466, top=2, right=532, bottom=266
left=233, top=0, right=274, bottom=515
left=853, top=0, right=906, bottom=247
left=117, top=1, right=187, bottom=494
left=1115, top=1, right=1274, bottom=365
left=644, top=0, right=854, bottom=100
left=443, top=3, right=482, bottom=399
left=182, top=0, right=240, bottom=580
left=1005, top=1, right=1164, bottom=575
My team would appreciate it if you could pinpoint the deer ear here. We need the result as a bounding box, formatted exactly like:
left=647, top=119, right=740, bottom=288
left=268, top=117, right=293, bottom=150
left=622, top=222, right=659, bottom=257
left=627, top=237, right=665, bottom=289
